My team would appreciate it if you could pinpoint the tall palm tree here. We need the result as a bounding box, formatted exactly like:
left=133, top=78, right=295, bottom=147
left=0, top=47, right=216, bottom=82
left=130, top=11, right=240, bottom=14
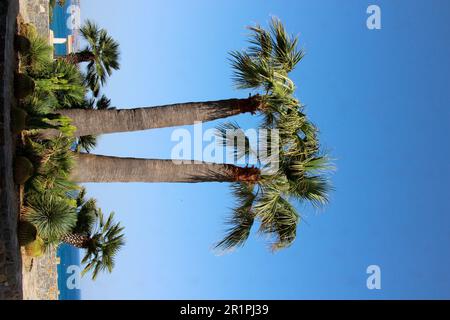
left=62, top=190, right=125, bottom=280
left=64, top=20, right=120, bottom=96
left=69, top=142, right=331, bottom=251
left=41, top=19, right=302, bottom=138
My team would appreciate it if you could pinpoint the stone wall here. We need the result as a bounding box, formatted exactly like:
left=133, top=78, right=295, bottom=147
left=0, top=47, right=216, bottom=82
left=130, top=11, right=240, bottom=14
left=22, top=0, right=49, bottom=39
left=22, top=248, right=60, bottom=300
left=0, top=0, right=22, bottom=300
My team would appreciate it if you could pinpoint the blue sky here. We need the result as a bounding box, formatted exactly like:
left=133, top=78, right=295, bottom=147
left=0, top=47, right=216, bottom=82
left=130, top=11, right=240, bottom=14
left=74, top=0, right=450, bottom=299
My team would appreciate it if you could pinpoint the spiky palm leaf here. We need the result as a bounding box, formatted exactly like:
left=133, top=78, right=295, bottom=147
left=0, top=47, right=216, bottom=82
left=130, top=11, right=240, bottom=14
left=76, top=210, right=125, bottom=280
left=230, top=18, right=303, bottom=92
left=269, top=18, right=304, bottom=73
left=75, top=135, right=98, bottom=153
left=80, top=20, right=120, bottom=96
left=72, top=188, right=97, bottom=235
left=25, top=135, right=76, bottom=195
left=20, top=25, right=53, bottom=75
left=25, top=191, right=77, bottom=241
left=34, top=59, right=85, bottom=108
left=288, top=175, right=332, bottom=208
left=215, top=183, right=256, bottom=251
left=215, top=122, right=258, bottom=162
left=215, top=122, right=333, bottom=252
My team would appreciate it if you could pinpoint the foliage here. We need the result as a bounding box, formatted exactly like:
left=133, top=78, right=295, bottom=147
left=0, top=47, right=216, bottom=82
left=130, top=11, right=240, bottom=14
left=23, top=135, right=76, bottom=196
left=33, top=60, right=86, bottom=109
left=14, top=22, right=125, bottom=282
left=19, top=24, right=53, bottom=75
left=11, top=107, right=28, bottom=134
left=24, top=191, right=78, bottom=241
left=80, top=210, right=125, bottom=280
left=215, top=19, right=334, bottom=253
left=18, top=221, right=38, bottom=246
left=66, top=189, right=125, bottom=280
left=14, top=73, right=36, bottom=99
left=14, top=156, right=34, bottom=185
left=76, top=20, right=120, bottom=96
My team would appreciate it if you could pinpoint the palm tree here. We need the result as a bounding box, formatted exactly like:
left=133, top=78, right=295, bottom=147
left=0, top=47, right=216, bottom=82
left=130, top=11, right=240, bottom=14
left=62, top=190, right=125, bottom=280
left=33, top=59, right=85, bottom=109
left=69, top=139, right=331, bottom=251
left=64, top=20, right=120, bottom=96
left=24, top=191, right=78, bottom=242
left=19, top=23, right=53, bottom=75
left=41, top=19, right=302, bottom=138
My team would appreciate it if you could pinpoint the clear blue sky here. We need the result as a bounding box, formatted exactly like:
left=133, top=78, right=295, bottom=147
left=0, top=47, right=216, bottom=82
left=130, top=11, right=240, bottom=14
left=77, top=0, right=450, bottom=299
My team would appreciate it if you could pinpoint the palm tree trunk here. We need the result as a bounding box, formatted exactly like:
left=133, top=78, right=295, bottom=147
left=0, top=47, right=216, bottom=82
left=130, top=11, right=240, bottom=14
left=71, top=153, right=261, bottom=183
left=41, top=96, right=262, bottom=138
left=63, top=51, right=95, bottom=64
left=61, top=233, right=90, bottom=248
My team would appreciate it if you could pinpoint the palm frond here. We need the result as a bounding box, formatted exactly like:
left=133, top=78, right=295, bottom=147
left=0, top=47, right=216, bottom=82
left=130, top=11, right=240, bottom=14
left=289, top=175, right=333, bottom=207
left=215, top=183, right=256, bottom=251
left=215, top=122, right=257, bottom=161
left=80, top=20, right=120, bottom=95
left=81, top=210, right=125, bottom=280
left=247, top=25, right=272, bottom=60
left=269, top=17, right=305, bottom=73
left=75, top=135, right=98, bottom=153
left=229, top=51, right=272, bottom=90
left=25, top=191, right=77, bottom=241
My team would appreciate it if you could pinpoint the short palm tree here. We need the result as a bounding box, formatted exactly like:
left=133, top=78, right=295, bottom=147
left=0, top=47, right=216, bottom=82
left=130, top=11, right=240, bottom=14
left=19, top=24, right=53, bottom=75
left=42, top=18, right=303, bottom=138
left=33, top=59, right=85, bottom=109
left=64, top=20, right=120, bottom=96
left=62, top=189, right=125, bottom=280
left=24, top=191, right=78, bottom=242
left=25, top=135, right=76, bottom=196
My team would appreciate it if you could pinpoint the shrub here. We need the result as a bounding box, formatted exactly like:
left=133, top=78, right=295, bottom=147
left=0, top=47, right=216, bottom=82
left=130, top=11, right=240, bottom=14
left=18, top=220, right=37, bottom=246
left=14, top=73, right=36, bottom=99
left=14, top=156, right=34, bottom=184
left=19, top=24, right=52, bottom=75
left=11, top=107, right=28, bottom=133
left=24, top=191, right=77, bottom=241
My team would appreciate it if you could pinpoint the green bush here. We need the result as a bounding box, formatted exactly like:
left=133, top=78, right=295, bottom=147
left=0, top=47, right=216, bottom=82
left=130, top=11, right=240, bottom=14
left=11, top=107, right=28, bottom=133
left=14, top=156, right=34, bottom=184
left=19, top=24, right=52, bottom=75
left=18, top=220, right=37, bottom=246
left=24, top=191, right=77, bottom=241
left=14, top=73, right=36, bottom=99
